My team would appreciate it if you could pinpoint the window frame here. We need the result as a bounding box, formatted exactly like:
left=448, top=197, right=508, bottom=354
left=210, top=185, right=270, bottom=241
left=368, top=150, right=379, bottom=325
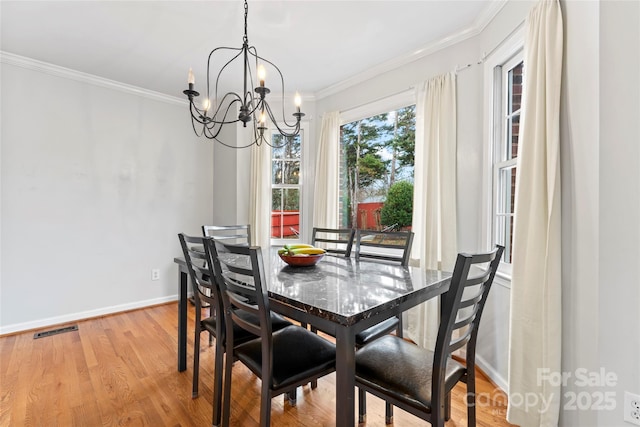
left=482, top=26, right=524, bottom=282
left=270, top=122, right=308, bottom=245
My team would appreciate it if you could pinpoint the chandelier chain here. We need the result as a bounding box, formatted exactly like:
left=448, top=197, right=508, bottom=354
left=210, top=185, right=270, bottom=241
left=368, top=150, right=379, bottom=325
left=243, top=0, right=249, bottom=44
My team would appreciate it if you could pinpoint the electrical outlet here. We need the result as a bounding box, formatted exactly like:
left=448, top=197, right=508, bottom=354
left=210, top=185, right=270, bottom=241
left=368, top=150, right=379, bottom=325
left=625, top=391, right=640, bottom=425
left=151, top=269, right=160, bottom=281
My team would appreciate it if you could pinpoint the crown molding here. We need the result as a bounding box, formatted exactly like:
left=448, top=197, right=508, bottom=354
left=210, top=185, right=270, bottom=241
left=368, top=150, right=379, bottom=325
left=0, top=51, right=186, bottom=106
left=315, top=0, right=508, bottom=100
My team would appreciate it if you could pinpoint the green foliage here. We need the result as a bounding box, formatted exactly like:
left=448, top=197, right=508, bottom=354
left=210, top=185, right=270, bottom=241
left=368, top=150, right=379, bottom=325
left=341, top=114, right=391, bottom=189
left=358, top=153, right=387, bottom=187
left=391, top=106, right=416, bottom=169
left=380, top=181, right=414, bottom=227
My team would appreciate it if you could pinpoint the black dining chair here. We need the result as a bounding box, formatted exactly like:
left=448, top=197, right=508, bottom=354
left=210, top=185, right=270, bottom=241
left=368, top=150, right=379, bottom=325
left=177, top=233, right=292, bottom=427
left=355, top=229, right=414, bottom=266
left=207, top=239, right=336, bottom=427
left=353, top=229, right=415, bottom=345
left=201, top=224, right=252, bottom=345
left=311, top=227, right=355, bottom=257
left=355, top=245, right=504, bottom=426
left=353, top=228, right=415, bottom=421
left=202, top=224, right=251, bottom=245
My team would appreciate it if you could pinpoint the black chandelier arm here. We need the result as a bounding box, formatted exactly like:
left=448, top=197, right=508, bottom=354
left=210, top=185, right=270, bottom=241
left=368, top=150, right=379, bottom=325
left=208, top=45, right=244, bottom=106
left=254, top=53, right=302, bottom=128
left=263, top=101, right=301, bottom=138
left=208, top=93, right=247, bottom=125
left=190, top=94, right=248, bottom=127
left=250, top=118, right=290, bottom=149
left=201, top=99, right=238, bottom=138
left=242, top=91, right=264, bottom=120
left=191, top=114, right=205, bottom=138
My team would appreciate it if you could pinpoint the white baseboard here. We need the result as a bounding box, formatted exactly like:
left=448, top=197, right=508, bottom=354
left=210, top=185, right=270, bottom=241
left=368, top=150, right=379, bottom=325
left=0, top=295, right=181, bottom=335
left=475, top=353, right=508, bottom=393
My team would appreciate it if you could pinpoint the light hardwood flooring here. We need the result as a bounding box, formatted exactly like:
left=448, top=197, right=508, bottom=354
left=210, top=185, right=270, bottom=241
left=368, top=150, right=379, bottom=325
left=0, top=303, right=517, bottom=426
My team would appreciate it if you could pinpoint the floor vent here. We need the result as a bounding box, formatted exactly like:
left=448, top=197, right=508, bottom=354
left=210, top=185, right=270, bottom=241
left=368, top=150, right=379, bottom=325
left=34, top=325, right=78, bottom=339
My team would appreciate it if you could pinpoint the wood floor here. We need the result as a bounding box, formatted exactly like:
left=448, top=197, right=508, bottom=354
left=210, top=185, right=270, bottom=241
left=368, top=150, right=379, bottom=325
left=0, top=303, right=517, bottom=426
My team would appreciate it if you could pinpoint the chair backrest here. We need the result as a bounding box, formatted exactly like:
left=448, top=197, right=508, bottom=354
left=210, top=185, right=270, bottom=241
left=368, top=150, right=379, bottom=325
left=431, top=245, right=504, bottom=408
left=202, top=224, right=251, bottom=246
left=207, top=239, right=273, bottom=351
left=178, top=233, right=224, bottom=320
left=311, top=227, right=355, bottom=257
left=354, top=229, right=414, bottom=266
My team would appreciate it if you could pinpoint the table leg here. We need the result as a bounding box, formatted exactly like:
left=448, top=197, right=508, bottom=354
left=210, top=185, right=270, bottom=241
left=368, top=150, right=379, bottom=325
left=334, top=326, right=356, bottom=427
left=178, top=269, right=188, bottom=372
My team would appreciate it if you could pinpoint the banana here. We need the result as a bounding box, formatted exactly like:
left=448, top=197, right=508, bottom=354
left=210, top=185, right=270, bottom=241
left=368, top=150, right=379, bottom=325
left=290, top=247, right=326, bottom=255
left=284, top=243, right=315, bottom=250
left=279, top=244, right=326, bottom=256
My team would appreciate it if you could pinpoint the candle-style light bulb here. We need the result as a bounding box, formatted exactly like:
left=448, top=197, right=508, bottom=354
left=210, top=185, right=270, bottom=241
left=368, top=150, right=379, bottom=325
left=188, top=68, right=195, bottom=85
left=202, top=98, right=210, bottom=112
left=257, top=65, right=266, bottom=87
left=259, top=110, right=266, bottom=125
left=294, top=92, right=302, bottom=112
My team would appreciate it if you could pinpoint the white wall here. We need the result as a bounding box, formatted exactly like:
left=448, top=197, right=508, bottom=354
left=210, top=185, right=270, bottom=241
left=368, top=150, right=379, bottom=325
left=0, top=58, right=213, bottom=333
left=596, top=1, right=640, bottom=425
left=212, top=122, right=239, bottom=225
left=560, top=1, right=640, bottom=425
left=559, top=1, right=601, bottom=425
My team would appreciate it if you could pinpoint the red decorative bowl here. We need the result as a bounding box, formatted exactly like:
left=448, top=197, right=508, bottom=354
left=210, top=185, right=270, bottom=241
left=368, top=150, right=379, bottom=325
left=279, top=253, right=325, bottom=267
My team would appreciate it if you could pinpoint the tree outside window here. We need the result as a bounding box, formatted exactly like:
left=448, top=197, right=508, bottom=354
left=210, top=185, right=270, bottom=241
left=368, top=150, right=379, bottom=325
left=339, top=105, right=415, bottom=230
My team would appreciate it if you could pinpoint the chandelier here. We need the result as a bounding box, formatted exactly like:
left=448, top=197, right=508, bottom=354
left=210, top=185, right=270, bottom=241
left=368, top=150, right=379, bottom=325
left=183, top=0, right=304, bottom=148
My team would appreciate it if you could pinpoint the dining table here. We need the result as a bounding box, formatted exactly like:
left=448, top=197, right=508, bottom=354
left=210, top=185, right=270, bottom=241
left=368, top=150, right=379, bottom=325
left=173, top=247, right=451, bottom=427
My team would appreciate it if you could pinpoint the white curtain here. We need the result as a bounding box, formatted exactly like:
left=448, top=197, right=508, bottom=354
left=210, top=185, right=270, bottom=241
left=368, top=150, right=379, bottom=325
left=249, top=136, right=271, bottom=248
left=313, top=112, right=340, bottom=228
left=507, top=1, right=563, bottom=426
left=406, top=73, right=458, bottom=350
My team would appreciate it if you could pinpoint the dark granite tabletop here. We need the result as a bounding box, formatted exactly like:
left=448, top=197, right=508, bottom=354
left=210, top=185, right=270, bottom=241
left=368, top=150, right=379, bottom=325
left=220, top=247, right=452, bottom=328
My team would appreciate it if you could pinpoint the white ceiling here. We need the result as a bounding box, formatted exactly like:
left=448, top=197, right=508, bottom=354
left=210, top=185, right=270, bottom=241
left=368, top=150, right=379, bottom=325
left=1, top=1, right=502, bottom=99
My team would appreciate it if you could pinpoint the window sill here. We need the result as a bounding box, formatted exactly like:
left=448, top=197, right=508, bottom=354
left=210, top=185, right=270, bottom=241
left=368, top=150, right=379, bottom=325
left=494, top=270, right=512, bottom=289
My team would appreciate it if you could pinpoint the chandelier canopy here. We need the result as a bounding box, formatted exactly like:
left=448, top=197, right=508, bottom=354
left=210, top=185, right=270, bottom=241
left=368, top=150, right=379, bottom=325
left=183, top=0, right=304, bottom=148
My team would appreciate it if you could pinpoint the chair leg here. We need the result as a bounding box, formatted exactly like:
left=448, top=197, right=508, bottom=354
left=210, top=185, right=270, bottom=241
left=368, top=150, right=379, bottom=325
left=305, top=326, right=318, bottom=390
left=221, top=345, right=234, bottom=427
left=467, top=369, right=477, bottom=427
left=445, top=392, right=451, bottom=421
left=192, top=328, right=201, bottom=398
left=358, top=387, right=366, bottom=423
left=385, top=401, right=393, bottom=424
left=260, top=383, right=271, bottom=427
left=309, top=326, right=318, bottom=389
left=212, top=342, right=224, bottom=426
left=286, top=389, right=297, bottom=406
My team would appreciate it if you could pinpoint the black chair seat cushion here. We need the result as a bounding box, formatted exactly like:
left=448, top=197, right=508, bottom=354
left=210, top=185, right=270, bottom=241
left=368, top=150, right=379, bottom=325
left=355, top=317, right=400, bottom=346
left=234, top=325, right=336, bottom=390
left=355, top=335, right=465, bottom=412
left=202, top=310, right=292, bottom=346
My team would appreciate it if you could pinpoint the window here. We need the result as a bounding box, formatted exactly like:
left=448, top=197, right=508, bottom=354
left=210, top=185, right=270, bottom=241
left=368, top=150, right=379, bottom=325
left=492, top=57, right=524, bottom=266
left=271, top=131, right=302, bottom=240
left=338, top=105, right=415, bottom=230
